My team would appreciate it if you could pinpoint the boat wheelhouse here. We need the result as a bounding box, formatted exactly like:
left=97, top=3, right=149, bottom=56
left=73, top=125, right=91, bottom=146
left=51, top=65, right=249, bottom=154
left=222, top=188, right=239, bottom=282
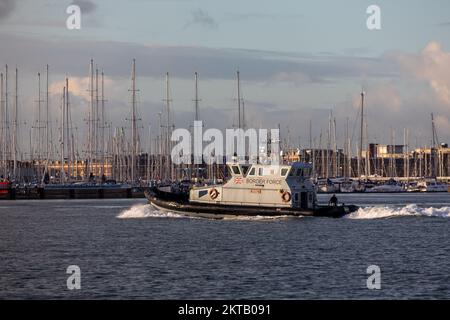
left=189, top=162, right=317, bottom=209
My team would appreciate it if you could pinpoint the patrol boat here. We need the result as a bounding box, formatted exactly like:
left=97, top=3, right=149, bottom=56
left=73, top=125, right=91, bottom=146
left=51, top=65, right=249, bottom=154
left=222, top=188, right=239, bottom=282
left=145, top=162, right=358, bottom=218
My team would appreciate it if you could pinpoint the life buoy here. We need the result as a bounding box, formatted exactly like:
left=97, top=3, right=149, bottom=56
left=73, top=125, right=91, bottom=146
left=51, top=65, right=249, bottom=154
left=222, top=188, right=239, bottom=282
left=209, top=188, right=219, bottom=200
left=281, top=191, right=291, bottom=202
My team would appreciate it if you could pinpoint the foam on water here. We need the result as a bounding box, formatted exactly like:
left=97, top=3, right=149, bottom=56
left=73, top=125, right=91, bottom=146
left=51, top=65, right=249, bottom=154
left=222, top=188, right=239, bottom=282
left=222, top=215, right=295, bottom=221
left=346, top=204, right=450, bottom=219
left=117, top=203, right=450, bottom=220
left=116, top=204, right=186, bottom=219
left=117, top=204, right=296, bottom=221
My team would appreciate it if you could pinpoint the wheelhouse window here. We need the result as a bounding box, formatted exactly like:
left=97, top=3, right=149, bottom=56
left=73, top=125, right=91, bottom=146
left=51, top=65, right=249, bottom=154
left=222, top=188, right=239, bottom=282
left=241, top=165, right=251, bottom=176
left=258, top=168, right=264, bottom=176
left=281, top=168, right=289, bottom=176
left=231, top=165, right=241, bottom=175
left=248, top=167, right=256, bottom=176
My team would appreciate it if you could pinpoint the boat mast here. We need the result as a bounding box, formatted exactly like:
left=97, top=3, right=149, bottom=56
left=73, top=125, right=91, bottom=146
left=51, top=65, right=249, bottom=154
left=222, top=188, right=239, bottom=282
left=237, top=70, right=241, bottom=129
left=130, top=59, right=137, bottom=184
left=326, top=111, right=331, bottom=179
left=88, top=59, right=94, bottom=178
left=5, top=65, right=9, bottom=178
left=193, top=72, right=200, bottom=180
left=37, top=72, right=42, bottom=182
left=66, top=78, right=71, bottom=181
left=194, top=72, right=199, bottom=122
left=345, top=117, right=349, bottom=178
left=101, top=70, right=105, bottom=178
left=358, top=90, right=364, bottom=179
left=365, top=122, right=369, bottom=177
left=431, top=113, right=439, bottom=178
left=0, top=73, right=4, bottom=178
left=95, top=68, right=99, bottom=176
left=61, top=86, right=65, bottom=182
left=165, top=72, right=172, bottom=181
left=13, top=68, right=18, bottom=180
left=45, top=65, right=50, bottom=182
left=333, top=116, right=337, bottom=177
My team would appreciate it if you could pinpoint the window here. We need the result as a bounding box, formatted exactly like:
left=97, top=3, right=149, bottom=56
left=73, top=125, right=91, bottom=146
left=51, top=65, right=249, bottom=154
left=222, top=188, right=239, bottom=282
left=281, top=168, right=289, bottom=176
left=306, top=168, right=311, bottom=177
left=198, top=190, right=208, bottom=198
left=232, top=166, right=241, bottom=175
left=258, top=168, right=264, bottom=176
left=248, top=167, right=256, bottom=176
left=241, top=165, right=250, bottom=176
left=294, top=193, right=299, bottom=201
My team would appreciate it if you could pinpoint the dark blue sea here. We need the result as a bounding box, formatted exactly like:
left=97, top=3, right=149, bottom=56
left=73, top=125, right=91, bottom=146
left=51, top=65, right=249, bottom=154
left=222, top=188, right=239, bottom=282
left=0, top=193, right=449, bottom=299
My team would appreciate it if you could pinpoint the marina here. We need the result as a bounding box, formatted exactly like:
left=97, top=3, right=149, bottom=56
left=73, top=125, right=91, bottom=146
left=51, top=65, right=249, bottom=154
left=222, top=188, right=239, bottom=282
left=1, top=0, right=450, bottom=304
left=0, top=63, right=449, bottom=200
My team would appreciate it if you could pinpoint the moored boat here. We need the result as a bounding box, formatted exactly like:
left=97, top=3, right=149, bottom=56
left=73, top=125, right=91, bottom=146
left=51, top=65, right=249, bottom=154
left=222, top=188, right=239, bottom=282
left=0, top=180, right=13, bottom=199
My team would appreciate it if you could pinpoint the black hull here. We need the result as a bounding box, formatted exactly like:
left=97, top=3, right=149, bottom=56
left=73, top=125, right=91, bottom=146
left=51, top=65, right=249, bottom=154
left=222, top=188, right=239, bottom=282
left=145, top=189, right=358, bottom=219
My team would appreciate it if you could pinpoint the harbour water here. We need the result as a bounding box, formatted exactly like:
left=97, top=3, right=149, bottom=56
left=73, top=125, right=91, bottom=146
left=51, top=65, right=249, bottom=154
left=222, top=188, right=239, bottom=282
left=0, top=193, right=449, bottom=299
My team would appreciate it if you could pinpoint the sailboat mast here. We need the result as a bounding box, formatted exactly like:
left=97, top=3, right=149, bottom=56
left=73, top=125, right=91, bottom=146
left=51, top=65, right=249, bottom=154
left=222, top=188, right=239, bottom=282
left=0, top=73, right=4, bottom=178
left=95, top=68, right=99, bottom=172
left=237, top=70, right=241, bottom=129
left=45, top=65, right=50, bottom=180
left=359, top=90, right=364, bottom=178
left=345, top=117, right=349, bottom=178
left=101, top=71, right=105, bottom=177
left=66, top=78, right=71, bottom=181
left=5, top=65, right=9, bottom=177
left=88, top=59, right=94, bottom=178
left=131, top=59, right=137, bottom=183
left=61, top=86, right=65, bottom=182
left=13, top=68, right=18, bottom=179
left=165, top=72, right=171, bottom=181
left=194, top=72, right=199, bottom=121
left=37, top=72, right=42, bottom=181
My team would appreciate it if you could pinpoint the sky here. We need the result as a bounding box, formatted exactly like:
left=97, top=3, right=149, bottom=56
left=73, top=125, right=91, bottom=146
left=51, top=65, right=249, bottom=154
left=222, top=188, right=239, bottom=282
left=1, top=0, right=450, bottom=157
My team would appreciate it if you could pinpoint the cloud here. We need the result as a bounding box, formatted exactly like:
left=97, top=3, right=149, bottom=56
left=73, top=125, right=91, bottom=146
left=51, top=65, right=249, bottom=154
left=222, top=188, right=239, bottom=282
left=0, top=32, right=403, bottom=86
left=49, top=75, right=117, bottom=102
left=397, top=41, right=450, bottom=105
left=2, top=33, right=450, bottom=145
left=0, top=0, right=14, bottom=20
left=184, top=9, right=218, bottom=30
left=71, top=0, right=97, bottom=15
left=435, top=21, right=450, bottom=27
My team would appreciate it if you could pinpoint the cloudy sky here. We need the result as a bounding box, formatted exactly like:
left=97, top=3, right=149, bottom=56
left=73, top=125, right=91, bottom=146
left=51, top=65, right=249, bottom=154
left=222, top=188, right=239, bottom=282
left=1, top=0, right=450, bottom=155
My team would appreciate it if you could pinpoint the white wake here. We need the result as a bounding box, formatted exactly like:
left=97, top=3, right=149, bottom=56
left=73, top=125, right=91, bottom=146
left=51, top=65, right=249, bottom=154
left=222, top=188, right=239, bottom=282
left=117, top=204, right=294, bottom=221
left=346, top=204, right=450, bottom=219
left=117, top=204, right=450, bottom=220
left=116, top=204, right=185, bottom=219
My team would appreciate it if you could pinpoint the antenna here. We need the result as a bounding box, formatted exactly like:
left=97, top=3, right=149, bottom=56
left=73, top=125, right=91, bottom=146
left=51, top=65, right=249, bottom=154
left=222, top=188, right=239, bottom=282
left=237, top=70, right=241, bottom=129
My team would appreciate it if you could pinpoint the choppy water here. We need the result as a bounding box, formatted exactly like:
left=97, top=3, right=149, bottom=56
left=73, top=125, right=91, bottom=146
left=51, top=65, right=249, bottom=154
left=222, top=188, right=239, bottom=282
left=0, top=193, right=449, bottom=299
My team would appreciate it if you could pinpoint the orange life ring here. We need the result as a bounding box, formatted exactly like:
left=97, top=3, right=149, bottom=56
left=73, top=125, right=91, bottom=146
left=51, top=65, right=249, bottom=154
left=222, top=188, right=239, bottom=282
left=209, top=188, right=219, bottom=200
left=281, top=191, right=291, bottom=202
